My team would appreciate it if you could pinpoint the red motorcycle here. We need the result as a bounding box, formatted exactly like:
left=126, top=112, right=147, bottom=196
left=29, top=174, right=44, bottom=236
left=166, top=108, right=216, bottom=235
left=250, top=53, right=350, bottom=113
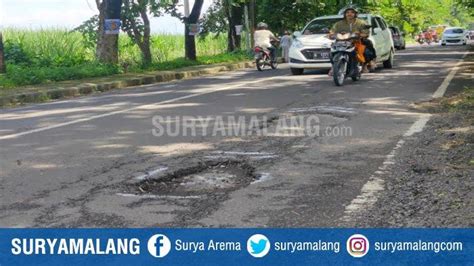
left=254, top=41, right=279, bottom=71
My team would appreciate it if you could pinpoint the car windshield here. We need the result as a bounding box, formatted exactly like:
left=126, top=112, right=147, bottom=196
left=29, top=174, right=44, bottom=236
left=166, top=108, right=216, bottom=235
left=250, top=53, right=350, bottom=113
left=445, top=29, right=464, bottom=34
left=303, top=19, right=340, bottom=35
left=302, top=17, right=369, bottom=35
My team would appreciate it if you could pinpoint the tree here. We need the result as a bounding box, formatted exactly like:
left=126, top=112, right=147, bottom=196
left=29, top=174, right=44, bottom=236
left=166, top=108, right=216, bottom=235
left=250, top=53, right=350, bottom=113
left=224, top=0, right=244, bottom=51
left=0, top=32, right=6, bottom=73
left=121, top=0, right=177, bottom=67
left=201, top=0, right=244, bottom=52
left=200, top=0, right=228, bottom=39
left=96, top=0, right=123, bottom=64
left=185, top=0, right=205, bottom=60
left=256, top=0, right=334, bottom=34
left=168, top=0, right=205, bottom=60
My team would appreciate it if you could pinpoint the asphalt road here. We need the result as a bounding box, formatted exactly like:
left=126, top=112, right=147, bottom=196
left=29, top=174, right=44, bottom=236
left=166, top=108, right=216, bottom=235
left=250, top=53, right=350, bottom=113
left=0, top=44, right=470, bottom=227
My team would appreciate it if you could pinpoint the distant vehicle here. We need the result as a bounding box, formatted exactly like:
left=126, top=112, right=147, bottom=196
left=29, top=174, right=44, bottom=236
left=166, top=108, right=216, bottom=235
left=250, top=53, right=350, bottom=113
left=389, top=26, right=406, bottom=50
left=441, top=27, right=468, bottom=46
left=289, top=14, right=394, bottom=75
left=430, top=25, right=447, bottom=39
left=468, top=30, right=474, bottom=40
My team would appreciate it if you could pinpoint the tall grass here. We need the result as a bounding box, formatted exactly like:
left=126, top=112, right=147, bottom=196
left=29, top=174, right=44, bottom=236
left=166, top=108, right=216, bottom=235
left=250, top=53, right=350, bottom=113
left=1, top=28, right=239, bottom=88
left=3, top=28, right=229, bottom=67
left=3, top=28, right=92, bottom=66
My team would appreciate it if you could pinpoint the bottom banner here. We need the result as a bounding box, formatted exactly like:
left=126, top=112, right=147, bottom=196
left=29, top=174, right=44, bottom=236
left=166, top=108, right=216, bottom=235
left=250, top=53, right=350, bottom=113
left=0, top=229, right=472, bottom=265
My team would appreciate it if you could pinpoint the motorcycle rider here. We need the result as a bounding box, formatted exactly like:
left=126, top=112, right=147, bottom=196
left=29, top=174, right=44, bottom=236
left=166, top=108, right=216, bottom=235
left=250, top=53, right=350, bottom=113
left=328, top=6, right=372, bottom=74
left=254, top=22, right=279, bottom=63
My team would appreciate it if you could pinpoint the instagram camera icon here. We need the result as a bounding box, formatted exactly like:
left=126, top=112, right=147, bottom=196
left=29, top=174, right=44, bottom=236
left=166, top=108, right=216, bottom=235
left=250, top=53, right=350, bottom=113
left=347, top=234, right=369, bottom=258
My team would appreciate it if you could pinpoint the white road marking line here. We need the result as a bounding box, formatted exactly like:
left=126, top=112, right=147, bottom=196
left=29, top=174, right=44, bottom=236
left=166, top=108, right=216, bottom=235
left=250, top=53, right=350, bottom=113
left=116, top=193, right=202, bottom=200
left=342, top=50, right=468, bottom=222
left=0, top=76, right=287, bottom=141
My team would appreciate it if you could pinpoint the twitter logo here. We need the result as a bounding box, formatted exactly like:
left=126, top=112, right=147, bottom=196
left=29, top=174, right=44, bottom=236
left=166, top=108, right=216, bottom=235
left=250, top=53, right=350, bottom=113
left=247, top=234, right=270, bottom=258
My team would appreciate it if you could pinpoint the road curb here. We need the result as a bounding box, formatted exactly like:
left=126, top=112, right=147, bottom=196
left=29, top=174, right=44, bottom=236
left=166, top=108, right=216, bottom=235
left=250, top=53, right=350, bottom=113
left=0, top=61, right=255, bottom=108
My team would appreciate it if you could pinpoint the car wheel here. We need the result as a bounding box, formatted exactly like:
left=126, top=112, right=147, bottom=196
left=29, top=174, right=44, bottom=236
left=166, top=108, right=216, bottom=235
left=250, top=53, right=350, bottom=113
left=290, top=68, right=304, bottom=75
left=441, top=43, right=446, bottom=46
left=383, top=50, right=394, bottom=69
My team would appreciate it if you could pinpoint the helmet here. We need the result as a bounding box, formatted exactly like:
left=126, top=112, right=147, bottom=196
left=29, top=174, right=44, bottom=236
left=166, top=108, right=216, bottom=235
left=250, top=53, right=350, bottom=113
left=257, top=22, right=268, bottom=30
left=338, top=5, right=359, bottom=17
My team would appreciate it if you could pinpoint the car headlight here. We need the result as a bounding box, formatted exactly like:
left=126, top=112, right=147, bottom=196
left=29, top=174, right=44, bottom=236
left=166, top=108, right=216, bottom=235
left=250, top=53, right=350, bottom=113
left=292, top=39, right=304, bottom=49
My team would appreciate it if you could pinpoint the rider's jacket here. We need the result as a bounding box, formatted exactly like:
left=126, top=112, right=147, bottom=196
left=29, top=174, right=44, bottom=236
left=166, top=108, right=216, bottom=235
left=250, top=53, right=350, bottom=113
left=331, top=18, right=369, bottom=35
left=254, top=30, right=276, bottom=48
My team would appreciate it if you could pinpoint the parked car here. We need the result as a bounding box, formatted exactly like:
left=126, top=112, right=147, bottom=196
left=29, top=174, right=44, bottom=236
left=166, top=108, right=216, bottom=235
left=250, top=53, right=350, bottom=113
left=289, top=14, right=395, bottom=75
left=389, top=26, right=406, bottom=50
left=441, top=27, right=468, bottom=46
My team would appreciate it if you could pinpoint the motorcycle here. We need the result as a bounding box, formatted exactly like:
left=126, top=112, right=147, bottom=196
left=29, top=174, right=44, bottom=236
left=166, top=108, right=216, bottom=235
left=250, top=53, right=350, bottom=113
left=254, top=41, right=279, bottom=71
left=416, top=34, right=425, bottom=44
left=330, top=32, right=362, bottom=86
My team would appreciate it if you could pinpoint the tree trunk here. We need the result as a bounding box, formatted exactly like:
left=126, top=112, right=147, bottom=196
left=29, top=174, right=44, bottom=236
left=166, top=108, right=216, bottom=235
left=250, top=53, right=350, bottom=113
left=96, top=0, right=122, bottom=64
left=226, top=2, right=243, bottom=52
left=249, top=0, right=256, bottom=47
left=185, top=0, right=204, bottom=61
left=0, top=32, right=6, bottom=73
left=138, top=41, right=152, bottom=66
left=139, top=4, right=152, bottom=66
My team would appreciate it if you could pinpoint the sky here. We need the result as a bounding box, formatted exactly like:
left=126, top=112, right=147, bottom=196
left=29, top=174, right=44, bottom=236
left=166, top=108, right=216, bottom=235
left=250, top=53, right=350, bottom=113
left=0, top=0, right=213, bottom=34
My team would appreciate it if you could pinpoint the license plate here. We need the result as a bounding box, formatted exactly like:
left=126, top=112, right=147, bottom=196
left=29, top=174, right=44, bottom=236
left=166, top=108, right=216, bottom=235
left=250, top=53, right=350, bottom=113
left=316, top=52, right=330, bottom=59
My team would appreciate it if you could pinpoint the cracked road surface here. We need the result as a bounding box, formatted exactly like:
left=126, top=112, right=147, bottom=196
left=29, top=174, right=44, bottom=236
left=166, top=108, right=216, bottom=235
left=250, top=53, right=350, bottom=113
left=0, top=45, right=471, bottom=227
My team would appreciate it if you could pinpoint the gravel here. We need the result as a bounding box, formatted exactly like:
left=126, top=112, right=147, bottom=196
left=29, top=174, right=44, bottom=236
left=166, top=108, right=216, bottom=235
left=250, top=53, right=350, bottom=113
left=351, top=111, right=473, bottom=227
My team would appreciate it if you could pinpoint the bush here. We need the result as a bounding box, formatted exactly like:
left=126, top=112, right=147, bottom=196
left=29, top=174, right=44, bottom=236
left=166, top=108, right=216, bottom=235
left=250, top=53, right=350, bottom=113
left=4, top=41, right=31, bottom=66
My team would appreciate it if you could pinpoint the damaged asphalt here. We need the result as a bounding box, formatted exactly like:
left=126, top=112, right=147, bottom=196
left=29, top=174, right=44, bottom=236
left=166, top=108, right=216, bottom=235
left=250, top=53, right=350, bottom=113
left=0, top=44, right=472, bottom=228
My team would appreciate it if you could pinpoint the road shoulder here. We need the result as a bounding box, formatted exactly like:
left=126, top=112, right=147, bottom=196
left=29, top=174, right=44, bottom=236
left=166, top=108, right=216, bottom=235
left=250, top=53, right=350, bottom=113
left=344, top=50, right=473, bottom=227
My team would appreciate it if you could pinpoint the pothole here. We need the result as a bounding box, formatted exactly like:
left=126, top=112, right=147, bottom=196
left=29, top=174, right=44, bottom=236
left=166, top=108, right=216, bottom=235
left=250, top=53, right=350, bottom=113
left=121, top=160, right=257, bottom=197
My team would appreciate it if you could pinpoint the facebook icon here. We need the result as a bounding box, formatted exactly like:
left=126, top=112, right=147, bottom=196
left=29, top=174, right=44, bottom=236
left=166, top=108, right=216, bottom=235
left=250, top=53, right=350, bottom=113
left=147, top=234, right=171, bottom=258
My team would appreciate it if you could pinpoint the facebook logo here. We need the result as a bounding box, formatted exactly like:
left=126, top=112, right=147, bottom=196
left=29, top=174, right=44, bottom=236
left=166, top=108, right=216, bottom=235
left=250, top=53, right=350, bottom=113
left=147, top=234, right=171, bottom=258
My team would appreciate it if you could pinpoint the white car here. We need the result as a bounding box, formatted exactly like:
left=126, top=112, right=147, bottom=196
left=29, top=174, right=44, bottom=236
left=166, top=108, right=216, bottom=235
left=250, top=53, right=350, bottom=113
left=289, top=14, right=395, bottom=75
left=441, top=27, right=468, bottom=46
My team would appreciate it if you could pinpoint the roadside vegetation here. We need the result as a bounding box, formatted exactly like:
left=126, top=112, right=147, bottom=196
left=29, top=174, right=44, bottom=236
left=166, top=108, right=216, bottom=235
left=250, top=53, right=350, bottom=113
left=0, top=28, right=242, bottom=88
left=0, top=0, right=471, bottom=89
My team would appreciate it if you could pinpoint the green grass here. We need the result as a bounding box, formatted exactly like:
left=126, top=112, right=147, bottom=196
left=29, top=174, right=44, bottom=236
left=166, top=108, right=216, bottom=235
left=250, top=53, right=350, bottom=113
left=0, top=28, right=244, bottom=88
left=443, top=87, right=474, bottom=112
left=1, top=63, right=120, bottom=87
left=150, top=51, right=251, bottom=71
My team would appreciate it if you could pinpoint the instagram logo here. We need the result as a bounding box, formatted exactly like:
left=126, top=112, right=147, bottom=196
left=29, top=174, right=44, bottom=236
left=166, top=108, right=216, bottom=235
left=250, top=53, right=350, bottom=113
left=346, top=234, right=369, bottom=258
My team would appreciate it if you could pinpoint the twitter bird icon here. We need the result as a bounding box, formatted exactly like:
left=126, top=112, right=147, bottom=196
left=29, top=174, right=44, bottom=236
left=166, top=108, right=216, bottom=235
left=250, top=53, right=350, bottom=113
left=247, top=234, right=270, bottom=258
